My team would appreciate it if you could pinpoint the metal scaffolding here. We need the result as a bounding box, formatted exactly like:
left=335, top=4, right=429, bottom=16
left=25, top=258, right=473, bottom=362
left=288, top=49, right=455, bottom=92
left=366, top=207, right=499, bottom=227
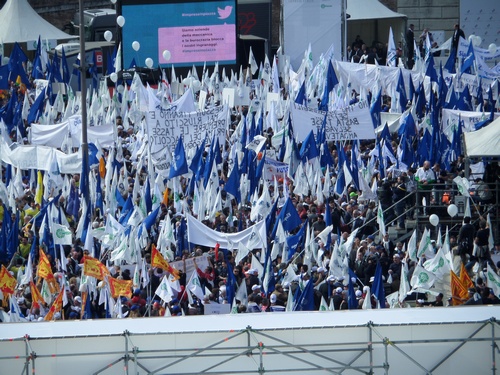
left=1, top=307, right=500, bottom=374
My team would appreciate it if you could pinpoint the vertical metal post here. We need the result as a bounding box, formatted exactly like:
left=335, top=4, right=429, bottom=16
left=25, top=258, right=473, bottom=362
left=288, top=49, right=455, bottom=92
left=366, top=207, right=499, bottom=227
left=258, top=341, right=265, bottom=375
left=124, top=331, right=130, bottom=375
left=368, top=321, right=373, bottom=375
left=79, top=0, right=89, bottom=188
left=492, top=320, right=497, bottom=375
left=24, top=336, right=29, bottom=375
left=343, top=0, right=347, bottom=61
left=133, top=346, right=138, bottom=375
left=383, top=338, right=389, bottom=375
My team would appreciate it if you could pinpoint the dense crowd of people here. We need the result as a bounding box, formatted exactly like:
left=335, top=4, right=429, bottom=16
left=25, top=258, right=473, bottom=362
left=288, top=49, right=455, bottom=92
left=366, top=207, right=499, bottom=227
left=0, top=28, right=499, bottom=322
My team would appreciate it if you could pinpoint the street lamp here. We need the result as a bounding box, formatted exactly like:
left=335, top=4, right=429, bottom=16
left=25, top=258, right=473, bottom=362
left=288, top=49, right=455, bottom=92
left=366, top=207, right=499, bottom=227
left=78, top=0, right=90, bottom=205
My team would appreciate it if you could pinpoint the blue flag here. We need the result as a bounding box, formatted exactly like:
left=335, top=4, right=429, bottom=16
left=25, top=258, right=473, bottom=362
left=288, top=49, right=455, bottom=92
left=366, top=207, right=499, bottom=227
left=271, top=197, right=301, bottom=238
left=61, top=47, right=70, bottom=84
left=456, top=85, right=472, bottom=111
left=27, top=88, right=46, bottom=125
left=460, top=41, right=475, bottom=75
left=169, top=136, right=188, bottom=178
left=370, top=88, right=382, bottom=128
left=371, top=262, right=386, bottom=308
left=0, top=64, right=10, bottom=89
left=348, top=268, right=358, bottom=310
left=397, top=69, right=407, bottom=112
left=444, top=48, right=456, bottom=73
left=295, top=81, right=307, bottom=106
left=293, top=277, right=315, bottom=311
left=425, top=54, right=438, bottom=83
left=225, top=157, right=241, bottom=203
left=319, top=61, right=338, bottom=111
left=286, top=220, right=307, bottom=260
left=299, top=130, right=319, bottom=161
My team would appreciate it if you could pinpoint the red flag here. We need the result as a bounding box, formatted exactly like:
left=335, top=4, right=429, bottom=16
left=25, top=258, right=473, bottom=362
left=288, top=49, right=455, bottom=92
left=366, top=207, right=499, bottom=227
left=30, top=280, right=44, bottom=308
left=459, top=263, right=474, bottom=290
left=44, top=286, right=64, bottom=321
left=151, top=245, right=180, bottom=280
left=83, top=256, right=110, bottom=280
left=450, top=271, right=468, bottom=306
left=108, top=277, right=132, bottom=299
left=0, top=265, right=17, bottom=295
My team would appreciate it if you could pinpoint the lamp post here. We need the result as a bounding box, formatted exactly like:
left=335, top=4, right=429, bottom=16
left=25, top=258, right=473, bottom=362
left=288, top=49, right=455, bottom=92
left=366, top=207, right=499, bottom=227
left=78, top=0, right=89, bottom=203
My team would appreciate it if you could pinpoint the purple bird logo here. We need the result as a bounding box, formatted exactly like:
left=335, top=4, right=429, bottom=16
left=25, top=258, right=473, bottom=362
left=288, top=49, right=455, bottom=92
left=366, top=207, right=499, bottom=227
left=217, top=5, right=233, bottom=20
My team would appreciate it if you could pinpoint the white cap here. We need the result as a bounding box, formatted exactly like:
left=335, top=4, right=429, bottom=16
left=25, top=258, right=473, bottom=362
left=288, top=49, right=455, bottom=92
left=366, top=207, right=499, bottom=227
left=251, top=284, right=261, bottom=291
left=355, top=290, right=362, bottom=297
left=336, top=287, right=343, bottom=293
left=270, top=294, right=277, bottom=303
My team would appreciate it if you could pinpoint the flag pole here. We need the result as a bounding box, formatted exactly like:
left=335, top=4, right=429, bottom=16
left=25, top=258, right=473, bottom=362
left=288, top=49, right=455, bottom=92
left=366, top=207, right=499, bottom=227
left=79, top=0, right=89, bottom=206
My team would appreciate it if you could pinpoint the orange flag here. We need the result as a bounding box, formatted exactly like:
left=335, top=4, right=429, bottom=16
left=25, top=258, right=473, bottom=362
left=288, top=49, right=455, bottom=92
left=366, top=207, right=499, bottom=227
left=459, top=263, right=474, bottom=290
left=83, top=256, right=110, bottom=280
left=162, top=188, right=169, bottom=207
left=37, top=249, right=58, bottom=293
left=0, top=265, right=17, bottom=295
left=37, top=249, right=55, bottom=280
left=30, top=280, right=44, bottom=308
left=151, top=245, right=180, bottom=280
left=450, top=271, right=468, bottom=306
left=108, top=277, right=132, bottom=299
left=44, top=286, right=65, bottom=321
left=99, top=157, right=106, bottom=179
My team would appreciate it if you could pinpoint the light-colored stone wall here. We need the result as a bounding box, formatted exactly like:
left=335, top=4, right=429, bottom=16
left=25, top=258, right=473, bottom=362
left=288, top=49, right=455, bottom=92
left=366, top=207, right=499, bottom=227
left=392, top=0, right=460, bottom=45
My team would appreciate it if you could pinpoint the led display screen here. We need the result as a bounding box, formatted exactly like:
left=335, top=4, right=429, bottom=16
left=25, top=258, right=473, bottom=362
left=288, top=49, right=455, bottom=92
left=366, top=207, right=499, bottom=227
left=121, top=0, right=237, bottom=68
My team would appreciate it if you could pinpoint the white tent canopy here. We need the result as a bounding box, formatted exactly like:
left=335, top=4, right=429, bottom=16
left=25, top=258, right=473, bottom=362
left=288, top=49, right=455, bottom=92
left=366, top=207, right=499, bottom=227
left=347, top=0, right=407, bottom=51
left=464, top=118, right=500, bottom=158
left=0, top=0, right=75, bottom=43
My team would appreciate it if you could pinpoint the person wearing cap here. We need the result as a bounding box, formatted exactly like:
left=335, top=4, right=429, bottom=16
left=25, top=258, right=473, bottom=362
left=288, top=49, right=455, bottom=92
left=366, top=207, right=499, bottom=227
left=332, top=287, right=344, bottom=310
left=249, top=284, right=263, bottom=305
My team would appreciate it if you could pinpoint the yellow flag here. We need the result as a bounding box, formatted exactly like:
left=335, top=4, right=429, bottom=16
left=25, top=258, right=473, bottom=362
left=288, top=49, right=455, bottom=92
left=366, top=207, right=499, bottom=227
left=35, top=171, right=44, bottom=205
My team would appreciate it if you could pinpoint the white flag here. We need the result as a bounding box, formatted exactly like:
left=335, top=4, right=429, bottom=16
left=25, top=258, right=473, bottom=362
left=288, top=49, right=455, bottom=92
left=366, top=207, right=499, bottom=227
left=377, top=205, right=386, bottom=237
left=155, top=275, right=174, bottom=304
left=417, top=227, right=432, bottom=259
left=246, top=135, right=267, bottom=154
left=386, top=27, right=397, bottom=67
left=187, top=272, right=205, bottom=301
left=52, top=223, right=73, bottom=245
left=398, top=261, right=410, bottom=303
left=410, top=263, right=436, bottom=291
left=486, top=264, right=500, bottom=299
left=248, top=46, right=258, bottom=76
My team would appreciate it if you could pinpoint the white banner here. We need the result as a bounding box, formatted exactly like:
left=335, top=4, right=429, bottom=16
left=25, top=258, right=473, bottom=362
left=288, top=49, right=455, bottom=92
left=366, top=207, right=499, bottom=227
left=0, top=140, right=82, bottom=173
left=31, top=115, right=116, bottom=149
left=187, top=214, right=266, bottom=250
left=263, top=157, right=288, bottom=183
left=441, top=108, right=500, bottom=141
left=290, top=101, right=376, bottom=142
left=443, top=72, right=499, bottom=99
left=147, top=104, right=229, bottom=155
left=456, top=37, right=500, bottom=62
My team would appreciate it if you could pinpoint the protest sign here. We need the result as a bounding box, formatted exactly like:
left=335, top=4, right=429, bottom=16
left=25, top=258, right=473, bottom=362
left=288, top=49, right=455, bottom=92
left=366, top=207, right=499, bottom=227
left=147, top=104, right=229, bottom=155
left=291, top=100, right=376, bottom=142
